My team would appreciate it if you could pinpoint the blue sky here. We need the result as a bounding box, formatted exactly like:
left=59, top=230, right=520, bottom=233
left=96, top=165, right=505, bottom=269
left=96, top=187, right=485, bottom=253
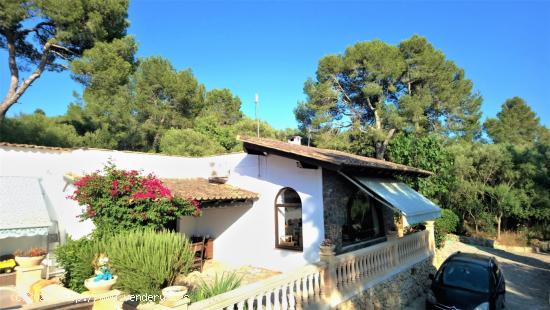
left=1, top=0, right=549, bottom=129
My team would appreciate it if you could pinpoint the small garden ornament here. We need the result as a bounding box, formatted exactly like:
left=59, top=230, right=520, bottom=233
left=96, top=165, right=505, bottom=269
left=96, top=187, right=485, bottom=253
left=84, top=254, right=117, bottom=293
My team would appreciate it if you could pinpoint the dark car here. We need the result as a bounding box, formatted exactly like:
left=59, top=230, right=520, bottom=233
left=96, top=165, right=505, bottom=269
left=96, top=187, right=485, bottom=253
left=426, top=252, right=505, bottom=310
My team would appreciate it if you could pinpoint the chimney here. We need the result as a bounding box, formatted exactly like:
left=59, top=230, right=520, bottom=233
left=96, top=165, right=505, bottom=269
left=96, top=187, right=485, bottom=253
left=288, top=136, right=302, bottom=145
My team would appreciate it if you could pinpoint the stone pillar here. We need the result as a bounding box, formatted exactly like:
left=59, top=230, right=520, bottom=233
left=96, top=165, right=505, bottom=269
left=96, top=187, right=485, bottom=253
left=396, top=215, right=404, bottom=238
left=425, top=221, right=435, bottom=255
left=15, top=265, right=43, bottom=296
left=319, top=245, right=337, bottom=305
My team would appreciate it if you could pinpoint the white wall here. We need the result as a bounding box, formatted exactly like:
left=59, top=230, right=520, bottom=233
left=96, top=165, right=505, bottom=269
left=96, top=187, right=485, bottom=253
left=0, top=146, right=325, bottom=272
left=0, top=146, right=245, bottom=242
left=180, top=154, right=325, bottom=272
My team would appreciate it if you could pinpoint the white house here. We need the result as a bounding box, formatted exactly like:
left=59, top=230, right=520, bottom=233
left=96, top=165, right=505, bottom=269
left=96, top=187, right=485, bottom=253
left=0, top=136, right=440, bottom=273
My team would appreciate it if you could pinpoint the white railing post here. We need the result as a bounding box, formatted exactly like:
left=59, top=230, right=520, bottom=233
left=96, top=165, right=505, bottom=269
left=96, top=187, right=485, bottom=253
left=319, top=246, right=337, bottom=304
left=392, top=239, right=399, bottom=267
left=425, top=221, right=436, bottom=256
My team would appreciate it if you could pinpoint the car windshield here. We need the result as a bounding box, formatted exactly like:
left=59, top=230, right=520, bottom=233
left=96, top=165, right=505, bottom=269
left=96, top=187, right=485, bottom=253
left=442, top=261, right=489, bottom=293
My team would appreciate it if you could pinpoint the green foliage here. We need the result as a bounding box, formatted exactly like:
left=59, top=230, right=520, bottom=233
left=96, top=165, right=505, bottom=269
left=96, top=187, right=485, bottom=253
left=0, top=111, right=82, bottom=147
left=434, top=209, right=460, bottom=248
left=387, top=133, right=455, bottom=205
left=56, top=230, right=194, bottom=297
left=296, top=35, right=481, bottom=158
left=71, top=36, right=137, bottom=95
left=189, top=272, right=243, bottom=302
left=105, top=229, right=194, bottom=297
left=55, top=237, right=104, bottom=292
left=159, top=128, right=226, bottom=156
left=484, top=97, right=543, bottom=146
left=202, top=89, right=243, bottom=125
left=69, top=163, right=199, bottom=237
left=0, top=0, right=130, bottom=118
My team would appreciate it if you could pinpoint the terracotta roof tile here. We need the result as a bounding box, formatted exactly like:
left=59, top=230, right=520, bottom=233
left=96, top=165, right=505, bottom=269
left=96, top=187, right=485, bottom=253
left=0, top=142, right=71, bottom=151
left=161, top=178, right=259, bottom=201
left=238, top=136, right=433, bottom=177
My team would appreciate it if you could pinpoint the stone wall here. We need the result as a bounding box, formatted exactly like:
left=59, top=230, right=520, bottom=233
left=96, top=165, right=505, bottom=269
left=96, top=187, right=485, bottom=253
left=322, top=169, right=397, bottom=251
left=322, top=169, right=356, bottom=250
left=337, top=257, right=436, bottom=310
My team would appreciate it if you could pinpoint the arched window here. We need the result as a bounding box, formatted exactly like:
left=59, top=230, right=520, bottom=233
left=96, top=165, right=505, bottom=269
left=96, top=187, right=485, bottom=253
left=275, top=187, right=303, bottom=251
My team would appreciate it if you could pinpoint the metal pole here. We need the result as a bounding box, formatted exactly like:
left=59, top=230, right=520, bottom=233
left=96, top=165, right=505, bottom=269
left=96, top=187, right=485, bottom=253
left=255, top=93, right=259, bottom=138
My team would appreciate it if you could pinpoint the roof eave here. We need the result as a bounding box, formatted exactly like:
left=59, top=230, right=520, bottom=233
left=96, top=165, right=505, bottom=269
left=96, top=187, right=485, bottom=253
left=242, top=141, right=433, bottom=177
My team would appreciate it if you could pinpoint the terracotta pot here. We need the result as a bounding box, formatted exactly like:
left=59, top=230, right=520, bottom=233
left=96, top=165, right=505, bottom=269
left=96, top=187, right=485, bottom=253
left=15, top=256, right=44, bottom=268
left=84, top=276, right=117, bottom=294
left=162, top=286, right=188, bottom=303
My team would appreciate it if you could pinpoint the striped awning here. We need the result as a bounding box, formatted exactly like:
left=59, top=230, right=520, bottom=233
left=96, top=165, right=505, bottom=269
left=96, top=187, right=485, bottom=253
left=0, top=177, right=52, bottom=239
left=345, top=175, right=441, bottom=225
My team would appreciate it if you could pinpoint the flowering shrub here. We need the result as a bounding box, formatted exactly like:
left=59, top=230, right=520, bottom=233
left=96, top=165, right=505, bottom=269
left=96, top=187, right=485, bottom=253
left=68, top=163, right=200, bottom=236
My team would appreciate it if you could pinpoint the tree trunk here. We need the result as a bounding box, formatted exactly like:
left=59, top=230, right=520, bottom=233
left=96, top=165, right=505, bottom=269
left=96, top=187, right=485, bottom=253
left=496, top=213, right=502, bottom=240
left=0, top=105, right=9, bottom=122
left=0, top=38, right=51, bottom=123
left=375, top=142, right=385, bottom=159
left=374, top=128, right=396, bottom=160
left=472, top=214, right=479, bottom=233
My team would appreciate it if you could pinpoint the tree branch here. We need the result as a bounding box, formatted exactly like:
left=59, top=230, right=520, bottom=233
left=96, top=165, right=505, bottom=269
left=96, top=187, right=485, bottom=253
left=13, top=42, right=52, bottom=98
left=383, top=128, right=396, bottom=148
left=4, top=33, right=19, bottom=101
left=332, top=75, right=353, bottom=104
left=19, top=22, right=54, bottom=37
left=0, top=41, right=52, bottom=120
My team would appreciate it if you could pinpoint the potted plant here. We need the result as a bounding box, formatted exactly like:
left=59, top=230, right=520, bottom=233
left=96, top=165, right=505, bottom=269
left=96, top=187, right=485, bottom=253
left=162, top=285, right=188, bottom=304
left=84, top=254, right=117, bottom=293
left=14, top=247, right=46, bottom=267
left=319, top=239, right=336, bottom=255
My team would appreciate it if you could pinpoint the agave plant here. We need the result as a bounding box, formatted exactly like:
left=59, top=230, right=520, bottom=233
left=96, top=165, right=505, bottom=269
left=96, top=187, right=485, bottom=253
left=190, top=272, right=243, bottom=302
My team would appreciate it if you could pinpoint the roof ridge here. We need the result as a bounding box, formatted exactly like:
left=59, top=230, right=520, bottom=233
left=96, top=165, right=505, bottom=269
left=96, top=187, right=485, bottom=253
left=0, top=141, right=245, bottom=158
left=238, top=135, right=433, bottom=176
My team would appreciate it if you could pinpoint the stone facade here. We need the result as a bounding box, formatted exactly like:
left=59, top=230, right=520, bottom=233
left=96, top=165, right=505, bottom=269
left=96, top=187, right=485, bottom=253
left=337, top=258, right=436, bottom=310
left=322, top=169, right=356, bottom=250
left=322, top=169, right=396, bottom=252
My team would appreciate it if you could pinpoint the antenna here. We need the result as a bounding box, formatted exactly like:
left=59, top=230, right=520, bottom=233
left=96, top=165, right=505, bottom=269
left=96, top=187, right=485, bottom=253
left=254, top=93, right=260, bottom=138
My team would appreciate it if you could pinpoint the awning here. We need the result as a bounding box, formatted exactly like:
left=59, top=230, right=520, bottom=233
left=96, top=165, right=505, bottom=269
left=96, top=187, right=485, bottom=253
left=343, top=174, right=441, bottom=225
left=0, top=177, right=52, bottom=239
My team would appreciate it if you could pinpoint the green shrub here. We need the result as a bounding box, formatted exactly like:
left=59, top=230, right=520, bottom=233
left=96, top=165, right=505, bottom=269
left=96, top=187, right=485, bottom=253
left=105, top=229, right=193, bottom=297
left=435, top=209, right=460, bottom=248
left=159, top=128, right=226, bottom=156
left=55, top=237, right=104, bottom=292
left=190, top=272, right=242, bottom=302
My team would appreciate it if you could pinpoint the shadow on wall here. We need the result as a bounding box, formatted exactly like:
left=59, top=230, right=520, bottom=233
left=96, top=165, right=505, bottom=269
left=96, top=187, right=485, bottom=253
left=181, top=204, right=253, bottom=238
left=232, top=154, right=325, bottom=265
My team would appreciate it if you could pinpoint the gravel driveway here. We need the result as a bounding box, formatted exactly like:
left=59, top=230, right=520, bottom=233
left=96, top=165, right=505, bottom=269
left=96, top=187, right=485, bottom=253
left=407, top=240, right=550, bottom=310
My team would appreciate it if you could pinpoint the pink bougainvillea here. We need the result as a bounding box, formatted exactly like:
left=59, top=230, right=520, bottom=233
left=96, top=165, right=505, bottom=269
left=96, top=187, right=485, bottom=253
left=68, top=163, right=200, bottom=236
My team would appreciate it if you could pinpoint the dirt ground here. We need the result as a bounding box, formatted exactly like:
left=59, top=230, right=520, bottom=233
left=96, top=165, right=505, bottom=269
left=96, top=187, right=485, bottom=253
left=175, top=259, right=280, bottom=290
left=406, top=240, right=550, bottom=310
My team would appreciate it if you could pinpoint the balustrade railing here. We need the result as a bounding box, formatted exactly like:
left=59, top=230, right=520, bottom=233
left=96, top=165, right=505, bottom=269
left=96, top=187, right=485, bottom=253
left=180, top=230, right=431, bottom=310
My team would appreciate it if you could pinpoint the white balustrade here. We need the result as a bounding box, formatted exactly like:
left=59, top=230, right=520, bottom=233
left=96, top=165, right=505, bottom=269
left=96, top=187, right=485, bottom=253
left=181, top=230, right=430, bottom=310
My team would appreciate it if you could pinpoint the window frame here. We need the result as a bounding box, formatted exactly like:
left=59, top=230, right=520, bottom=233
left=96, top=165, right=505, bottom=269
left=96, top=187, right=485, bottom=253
left=341, top=191, right=386, bottom=247
left=274, top=187, right=303, bottom=252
